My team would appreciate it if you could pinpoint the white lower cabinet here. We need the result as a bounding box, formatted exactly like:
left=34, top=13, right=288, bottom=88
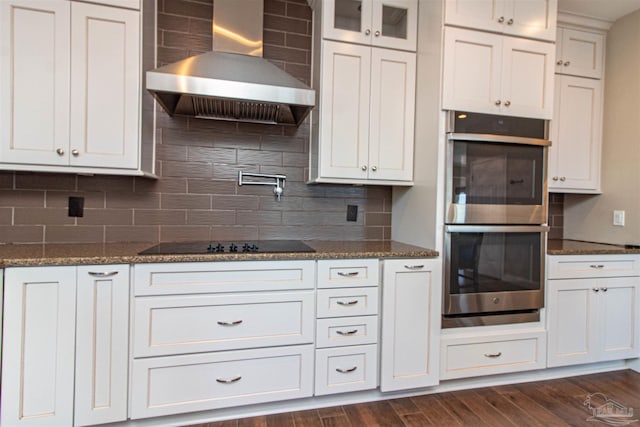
left=315, top=345, right=377, bottom=396
left=0, top=265, right=130, bottom=427
left=314, top=259, right=380, bottom=396
left=547, top=255, right=640, bottom=367
left=440, top=329, right=547, bottom=379
left=130, top=345, right=314, bottom=418
left=380, top=259, right=441, bottom=392
left=130, top=260, right=316, bottom=419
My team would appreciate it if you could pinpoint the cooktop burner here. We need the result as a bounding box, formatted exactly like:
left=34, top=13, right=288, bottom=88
left=138, top=240, right=315, bottom=255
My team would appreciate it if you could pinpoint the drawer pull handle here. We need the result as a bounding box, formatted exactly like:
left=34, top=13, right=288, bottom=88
left=404, top=264, right=424, bottom=270
left=336, top=329, right=359, bottom=336
left=216, top=376, right=242, bottom=384
left=337, top=300, right=359, bottom=306
left=88, top=271, right=119, bottom=277
left=217, top=320, right=243, bottom=326
left=337, top=271, right=359, bottom=277
left=336, top=366, right=358, bottom=373
left=590, top=264, right=605, bottom=269
left=484, top=352, right=502, bottom=358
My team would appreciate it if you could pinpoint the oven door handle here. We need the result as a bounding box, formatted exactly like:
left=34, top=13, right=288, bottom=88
left=445, top=225, right=550, bottom=233
left=448, top=133, right=551, bottom=147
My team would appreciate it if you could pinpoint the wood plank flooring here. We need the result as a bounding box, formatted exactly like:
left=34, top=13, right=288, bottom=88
left=184, top=369, right=640, bottom=427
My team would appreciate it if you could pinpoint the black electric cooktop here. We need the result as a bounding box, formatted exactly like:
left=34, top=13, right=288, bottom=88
left=138, top=240, right=316, bottom=255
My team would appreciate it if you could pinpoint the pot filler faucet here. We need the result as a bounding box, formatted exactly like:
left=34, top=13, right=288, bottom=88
left=238, top=171, right=286, bottom=201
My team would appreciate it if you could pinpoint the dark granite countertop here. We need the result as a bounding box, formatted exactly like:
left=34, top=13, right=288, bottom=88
left=548, top=239, right=640, bottom=255
left=0, top=240, right=438, bottom=267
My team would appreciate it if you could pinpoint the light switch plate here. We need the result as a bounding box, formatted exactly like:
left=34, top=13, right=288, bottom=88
left=613, top=210, right=625, bottom=226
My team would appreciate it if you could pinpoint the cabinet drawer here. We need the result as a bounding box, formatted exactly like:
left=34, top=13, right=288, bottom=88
left=130, top=345, right=314, bottom=419
left=317, top=259, right=379, bottom=288
left=441, top=330, right=546, bottom=379
left=317, top=287, right=379, bottom=318
left=315, top=345, right=377, bottom=396
left=133, top=261, right=315, bottom=295
left=133, top=291, right=314, bottom=357
left=547, top=255, right=640, bottom=279
left=316, top=316, right=378, bottom=348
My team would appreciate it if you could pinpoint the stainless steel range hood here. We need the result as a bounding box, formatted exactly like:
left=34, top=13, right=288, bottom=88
left=146, top=0, right=315, bottom=126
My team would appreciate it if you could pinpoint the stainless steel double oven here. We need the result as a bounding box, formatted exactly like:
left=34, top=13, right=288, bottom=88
left=443, top=111, right=550, bottom=328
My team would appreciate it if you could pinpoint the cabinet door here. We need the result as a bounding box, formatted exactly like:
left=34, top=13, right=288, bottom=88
left=549, top=75, right=602, bottom=192
left=500, top=35, right=554, bottom=119
left=445, top=0, right=556, bottom=42
left=370, top=0, right=417, bottom=51
left=556, top=28, right=604, bottom=79
left=505, top=0, right=557, bottom=41
left=368, top=48, right=415, bottom=181
left=442, top=27, right=502, bottom=115
left=322, top=0, right=374, bottom=45
left=1, top=267, right=76, bottom=427
left=444, top=0, right=505, bottom=34
left=380, top=259, right=440, bottom=391
left=75, top=265, right=130, bottom=426
left=547, top=278, right=598, bottom=367
left=319, top=41, right=370, bottom=180
left=0, top=0, right=70, bottom=166
left=70, top=2, right=140, bottom=169
left=598, top=278, right=640, bottom=362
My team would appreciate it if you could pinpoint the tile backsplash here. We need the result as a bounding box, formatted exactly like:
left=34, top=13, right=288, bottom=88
left=548, top=193, right=564, bottom=240
left=0, top=0, right=392, bottom=245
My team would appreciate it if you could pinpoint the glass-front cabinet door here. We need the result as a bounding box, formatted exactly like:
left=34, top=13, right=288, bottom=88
left=321, top=0, right=417, bottom=51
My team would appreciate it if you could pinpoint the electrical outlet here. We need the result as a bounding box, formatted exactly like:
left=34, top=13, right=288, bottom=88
left=346, top=205, right=358, bottom=222
left=68, top=196, right=84, bottom=217
left=613, top=210, right=625, bottom=226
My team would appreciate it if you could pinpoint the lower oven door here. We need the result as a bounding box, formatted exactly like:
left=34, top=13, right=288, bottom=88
left=443, top=225, right=548, bottom=327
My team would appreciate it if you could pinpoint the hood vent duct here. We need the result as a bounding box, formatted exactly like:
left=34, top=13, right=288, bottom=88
left=146, top=0, right=315, bottom=126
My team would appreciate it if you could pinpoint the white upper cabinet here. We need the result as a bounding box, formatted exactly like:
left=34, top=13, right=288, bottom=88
left=445, top=0, right=557, bottom=42
left=0, top=0, right=71, bottom=167
left=0, top=0, right=146, bottom=175
left=312, top=40, right=415, bottom=183
left=70, top=1, right=140, bottom=169
left=442, top=27, right=555, bottom=119
left=319, top=0, right=418, bottom=51
left=549, top=75, right=602, bottom=192
left=555, top=27, right=604, bottom=79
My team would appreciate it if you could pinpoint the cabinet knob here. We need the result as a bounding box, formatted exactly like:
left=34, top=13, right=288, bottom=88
left=564, top=61, right=571, bottom=67
left=362, top=165, right=367, bottom=171
left=504, top=100, right=511, bottom=107
left=560, top=176, right=566, bottom=182
left=602, top=287, right=608, bottom=292
left=374, top=30, right=381, bottom=37
left=495, top=100, right=502, bottom=106
left=71, top=149, right=79, bottom=156
left=556, top=59, right=563, bottom=66
left=593, top=288, right=600, bottom=293
left=507, top=18, right=514, bottom=25
left=365, top=29, right=371, bottom=36
left=56, top=148, right=65, bottom=156
left=371, top=166, right=377, bottom=171
left=498, top=16, right=505, bottom=23
left=552, top=176, right=559, bottom=181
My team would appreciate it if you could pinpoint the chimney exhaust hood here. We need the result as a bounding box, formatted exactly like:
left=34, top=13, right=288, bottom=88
left=146, top=0, right=315, bottom=126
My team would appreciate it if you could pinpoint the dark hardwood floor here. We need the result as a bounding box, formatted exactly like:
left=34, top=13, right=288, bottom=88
left=184, top=369, right=640, bottom=426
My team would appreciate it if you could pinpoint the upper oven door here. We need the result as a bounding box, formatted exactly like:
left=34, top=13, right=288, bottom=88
left=446, top=133, right=550, bottom=224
